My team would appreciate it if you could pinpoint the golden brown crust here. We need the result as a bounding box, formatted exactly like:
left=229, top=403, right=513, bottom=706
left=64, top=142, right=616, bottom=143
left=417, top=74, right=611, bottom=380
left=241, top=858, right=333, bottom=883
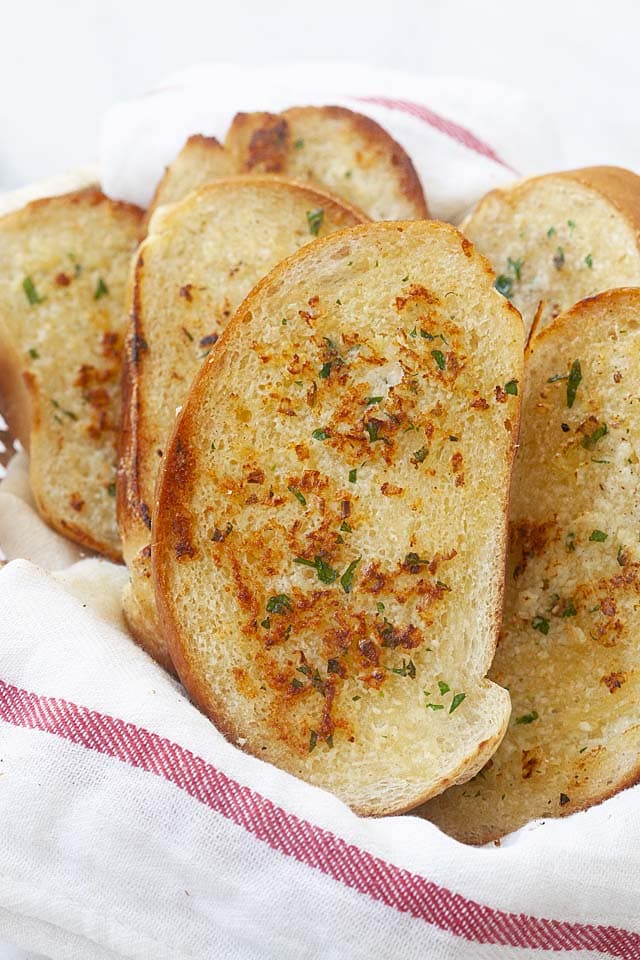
left=558, top=166, right=640, bottom=239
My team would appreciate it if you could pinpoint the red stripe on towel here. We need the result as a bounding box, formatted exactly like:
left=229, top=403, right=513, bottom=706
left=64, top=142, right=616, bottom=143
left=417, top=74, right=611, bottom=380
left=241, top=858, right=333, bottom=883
left=0, top=678, right=637, bottom=957
left=355, top=95, right=517, bottom=173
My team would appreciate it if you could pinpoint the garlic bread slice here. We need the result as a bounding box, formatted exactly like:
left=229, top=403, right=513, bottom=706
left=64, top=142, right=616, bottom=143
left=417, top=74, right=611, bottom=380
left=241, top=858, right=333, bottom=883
left=0, top=188, right=142, bottom=560
left=423, top=288, right=640, bottom=842
left=118, top=176, right=365, bottom=669
left=463, top=167, right=640, bottom=335
left=153, top=220, right=523, bottom=814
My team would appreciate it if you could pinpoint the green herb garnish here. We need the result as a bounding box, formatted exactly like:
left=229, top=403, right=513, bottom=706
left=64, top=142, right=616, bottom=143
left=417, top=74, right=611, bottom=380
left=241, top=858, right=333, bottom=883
left=495, top=275, right=513, bottom=297
left=585, top=253, right=593, bottom=269
left=349, top=468, right=357, bottom=483
left=567, top=359, right=582, bottom=408
left=288, top=486, right=306, bottom=506
left=23, top=276, right=44, bottom=304
left=107, top=482, right=116, bottom=497
left=589, top=529, right=608, bottom=542
left=431, top=349, right=446, bottom=371
left=365, top=421, right=384, bottom=442
left=266, top=594, right=293, bottom=614
left=294, top=138, right=304, bottom=149
left=504, top=380, right=518, bottom=396
left=566, top=531, right=576, bottom=552
left=412, top=446, right=428, bottom=463
left=515, top=710, right=539, bottom=725
left=366, top=396, right=383, bottom=405
left=562, top=600, right=577, bottom=617
left=391, top=658, right=416, bottom=678
left=312, top=428, right=329, bottom=441
left=532, top=616, right=550, bottom=635
left=319, top=362, right=332, bottom=379
left=306, top=208, right=324, bottom=236
left=94, top=277, right=109, bottom=300
left=340, top=556, right=362, bottom=594
left=580, top=422, right=607, bottom=449
left=547, top=226, right=556, bottom=238
left=438, top=680, right=450, bottom=695
left=449, top=692, right=466, bottom=713
left=294, top=555, right=338, bottom=584
left=507, top=256, right=523, bottom=280
left=309, top=730, right=318, bottom=752
left=28, top=347, right=39, bottom=359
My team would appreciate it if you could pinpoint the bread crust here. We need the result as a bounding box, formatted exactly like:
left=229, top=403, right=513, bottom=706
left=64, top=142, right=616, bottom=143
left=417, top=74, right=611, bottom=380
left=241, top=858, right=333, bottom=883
left=153, top=220, right=523, bottom=814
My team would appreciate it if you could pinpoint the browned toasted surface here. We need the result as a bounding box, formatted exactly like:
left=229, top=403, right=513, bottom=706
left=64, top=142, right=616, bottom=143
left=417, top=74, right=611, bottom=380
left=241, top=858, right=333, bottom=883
left=118, top=176, right=366, bottom=667
left=225, top=106, right=428, bottom=221
left=421, top=288, right=640, bottom=842
left=0, top=188, right=142, bottom=559
left=153, top=221, right=523, bottom=814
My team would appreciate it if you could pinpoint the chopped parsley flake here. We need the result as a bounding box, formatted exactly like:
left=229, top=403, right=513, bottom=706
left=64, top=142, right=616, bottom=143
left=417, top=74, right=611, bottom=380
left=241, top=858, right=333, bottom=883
left=425, top=699, right=445, bottom=711
left=266, top=594, right=293, bottom=614
left=94, top=277, right=109, bottom=300
left=431, top=349, right=446, bottom=371
left=567, top=219, right=576, bottom=230
left=312, top=428, right=329, bottom=441
left=309, top=730, right=318, bottom=752
left=585, top=253, right=593, bottom=269
left=288, top=486, right=306, bottom=506
left=438, top=680, right=450, bottom=695
left=28, top=347, right=39, bottom=359
left=547, top=226, right=556, bottom=237
left=504, top=379, right=518, bottom=396
left=306, top=208, right=324, bottom=236
left=319, top=362, right=332, bottom=379
left=515, top=710, right=539, bottom=724
left=366, top=396, right=383, bottom=405
left=340, top=521, right=352, bottom=533
left=532, top=616, right=550, bottom=635
left=507, top=256, right=523, bottom=280
left=562, top=600, right=577, bottom=617
left=51, top=398, right=77, bottom=421
left=449, top=692, right=466, bottom=713
left=391, top=658, right=416, bottom=678
left=294, top=555, right=338, bottom=584
left=290, top=678, right=304, bottom=690
left=412, top=446, right=428, bottom=464
left=107, top=482, right=116, bottom=497
left=580, top=422, right=607, bottom=450
left=567, top=359, right=582, bottom=408
left=340, top=556, right=362, bottom=594
left=376, top=602, right=385, bottom=614
left=589, top=529, right=608, bottom=542
left=294, top=138, right=304, bottom=149
left=402, top=275, right=409, bottom=282
left=260, top=617, right=271, bottom=629
left=349, top=468, right=357, bottom=483
left=566, top=531, right=576, bottom=552
left=23, top=276, right=44, bottom=304
left=495, top=274, right=513, bottom=297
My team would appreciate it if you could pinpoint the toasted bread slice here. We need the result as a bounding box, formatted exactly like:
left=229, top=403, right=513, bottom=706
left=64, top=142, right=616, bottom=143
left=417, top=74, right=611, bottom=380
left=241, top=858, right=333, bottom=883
left=119, top=177, right=366, bottom=669
left=0, top=188, right=142, bottom=560
left=421, top=288, right=640, bottom=843
left=225, top=106, right=428, bottom=222
left=152, top=220, right=523, bottom=814
left=462, top=167, right=640, bottom=335
left=144, top=135, right=235, bottom=230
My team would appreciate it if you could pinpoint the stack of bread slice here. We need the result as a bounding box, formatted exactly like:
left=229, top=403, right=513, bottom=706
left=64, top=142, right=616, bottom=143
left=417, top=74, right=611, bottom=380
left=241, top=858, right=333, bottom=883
left=2, top=97, right=640, bottom=836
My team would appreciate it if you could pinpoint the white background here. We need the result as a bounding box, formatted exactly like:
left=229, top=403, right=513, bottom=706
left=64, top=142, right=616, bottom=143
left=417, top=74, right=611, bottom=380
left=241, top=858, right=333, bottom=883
left=0, top=0, right=639, bottom=190
left=0, top=1, right=638, bottom=957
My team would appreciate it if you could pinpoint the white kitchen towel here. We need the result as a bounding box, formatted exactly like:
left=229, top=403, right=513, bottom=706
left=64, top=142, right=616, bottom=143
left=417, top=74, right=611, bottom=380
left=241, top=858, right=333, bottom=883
left=100, top=61, right=562, bottom=224
left=2, top=63, right=639, bottom=960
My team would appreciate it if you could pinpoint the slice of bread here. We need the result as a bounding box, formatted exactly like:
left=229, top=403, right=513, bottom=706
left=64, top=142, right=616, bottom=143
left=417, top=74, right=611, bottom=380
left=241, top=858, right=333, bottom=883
left=421, top=288, right=640, bottom=842
left=225, top=106, right=428, bottom=221
left=0, top=188, right=142, bottom=560
left=462, top=167, right=640, bottom=335
left=118, top=177, right=366, bottom=670
left=144, top=135, right=235, bottom=231
left=147, top=106, right=428, bottom=227
left=152, top=220, right=524, bottom=814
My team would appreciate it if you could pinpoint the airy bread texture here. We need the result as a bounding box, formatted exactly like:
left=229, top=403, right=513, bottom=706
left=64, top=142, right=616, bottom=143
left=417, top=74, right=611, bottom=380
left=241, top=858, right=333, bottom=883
left=422, top=288, right=640, bottom=842
left=153, top=221, right=524, bottom=815
left=148, top=106, right=428, bottom=225
left=119, top=177, right=365, bottom=669
left=463, top=167, right=640, bottom=335
left=0, top=188, right=142, bottom=560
